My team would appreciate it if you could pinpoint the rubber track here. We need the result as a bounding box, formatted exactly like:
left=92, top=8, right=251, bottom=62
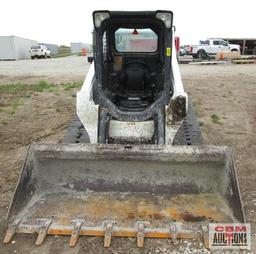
left=63, top=115, right=90, bottom=143
left=173, top=98, right=203, bottom=145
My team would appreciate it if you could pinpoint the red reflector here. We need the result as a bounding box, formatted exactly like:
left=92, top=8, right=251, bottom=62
left=132, top=29, right=139, bottom=35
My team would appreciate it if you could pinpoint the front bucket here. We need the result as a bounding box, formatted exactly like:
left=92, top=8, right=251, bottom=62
left=4, top=144, right=244, bottom=247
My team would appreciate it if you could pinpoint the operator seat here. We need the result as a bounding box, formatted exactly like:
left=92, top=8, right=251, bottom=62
left=119, top=62, right=151, bottom=94
left=115, top=62, right=153, bottom=111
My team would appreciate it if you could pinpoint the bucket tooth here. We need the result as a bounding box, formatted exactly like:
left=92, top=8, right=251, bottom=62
left=103, top=221, right=115, bottom=248
left=69, top=220, right=84, bottom=247
left=137, top=222, right=146, bottom=248
left=200, top=225, right=209, bottom=249
left=35, top=219, right=52, bottom=245
left=169, top=222, right=179, bottom=245
left=3, top=219, right=21, bottom=243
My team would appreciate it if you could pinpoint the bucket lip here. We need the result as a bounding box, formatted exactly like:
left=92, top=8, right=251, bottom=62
left=30, top=143, right=231, bottom=158
left=32, top=142, right=230, bottom=150
left=26, top=143, right=232, bottom=165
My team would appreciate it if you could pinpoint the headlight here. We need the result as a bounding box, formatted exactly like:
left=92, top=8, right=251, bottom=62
left=93, top=11, right=110, bottom=28
left=155, top=11, right=173, bottom=28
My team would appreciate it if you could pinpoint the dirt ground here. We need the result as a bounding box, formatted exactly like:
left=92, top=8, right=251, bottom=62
left=0, top=57, right=255, bottom=253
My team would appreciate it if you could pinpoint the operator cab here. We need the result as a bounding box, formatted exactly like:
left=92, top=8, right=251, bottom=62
left=92, top=11, right=173, bottom=113
left=92, top=11, right=175, bottom=144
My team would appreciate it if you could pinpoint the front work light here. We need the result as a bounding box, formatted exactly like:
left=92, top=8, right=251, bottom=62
left=155, top=11, right=173, bottom=28
left=93, top=11, right=110, bottom=28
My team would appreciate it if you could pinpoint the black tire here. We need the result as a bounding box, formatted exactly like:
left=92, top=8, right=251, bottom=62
left=63, top=115, right=90, bottom=143
left=173, top=97, right=203, bottom=146
left=31, top=56, right=35, bottom=60
left=197, top=49, right=207, bottom=59
left=231, top=49, right=238, bottom=52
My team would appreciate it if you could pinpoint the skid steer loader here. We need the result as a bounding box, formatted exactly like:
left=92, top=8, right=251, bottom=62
left=4, top=10, right=244, bottom=249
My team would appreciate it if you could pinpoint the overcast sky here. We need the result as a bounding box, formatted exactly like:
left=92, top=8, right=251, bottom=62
left=1, top=0, right=255, bottom=46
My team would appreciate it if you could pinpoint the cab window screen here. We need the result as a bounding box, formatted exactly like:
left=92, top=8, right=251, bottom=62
left=115, top=28, right=158, bottom=52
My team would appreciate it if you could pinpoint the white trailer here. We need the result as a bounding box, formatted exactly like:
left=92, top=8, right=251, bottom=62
left=0, top=36, right=38, bottom=60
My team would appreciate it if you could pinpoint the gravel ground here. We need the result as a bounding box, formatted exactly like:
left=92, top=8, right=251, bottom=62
left=0, top=55, right=89, bottom=84
left=0, top=57, right=255, bottom=253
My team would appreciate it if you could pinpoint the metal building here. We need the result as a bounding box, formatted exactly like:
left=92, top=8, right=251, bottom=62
left=222, top=38, right=256, bottom=55
left=70, top=42, right=92, bottom=54
left=39, top=43, right=59, bottom=56
left=0, top=36, right=38, bottom=60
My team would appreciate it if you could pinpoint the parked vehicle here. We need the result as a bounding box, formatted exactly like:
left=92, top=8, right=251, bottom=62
left=187, top=39, right=240, bottom=58
left=29, top=45, right=51, bottom=59
left=179, top=47, right=186, bottom=56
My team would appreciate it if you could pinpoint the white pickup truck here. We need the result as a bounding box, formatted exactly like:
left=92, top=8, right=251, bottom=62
left=187, top=39, right=240, bottom=58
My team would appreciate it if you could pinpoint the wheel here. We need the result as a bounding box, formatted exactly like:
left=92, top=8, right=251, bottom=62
left=197, top=49, right=207, bottom=59
left=231, top=49, right=238, bottom=52
left=31, top=56, right=35, bottom=59
left=63, top=115, right=90, bottom=143
left=173, top=97, right=203, bottom=146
